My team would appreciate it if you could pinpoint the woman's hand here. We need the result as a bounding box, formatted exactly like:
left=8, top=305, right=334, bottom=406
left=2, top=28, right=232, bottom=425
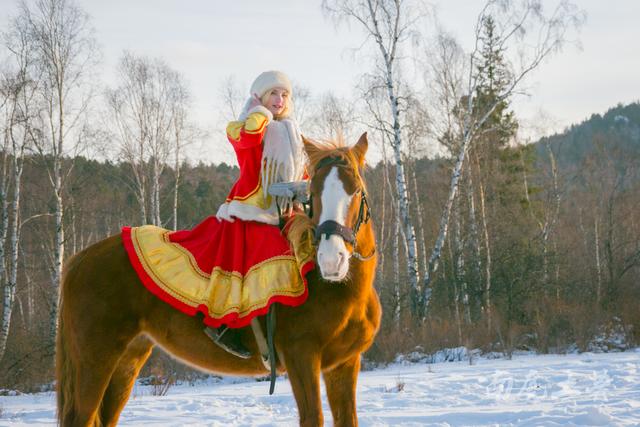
left=268, top=181, right=310, bottom=203
left=247, top=93, right=262, bottom=110
left=238, top=94, right=263, bottom=121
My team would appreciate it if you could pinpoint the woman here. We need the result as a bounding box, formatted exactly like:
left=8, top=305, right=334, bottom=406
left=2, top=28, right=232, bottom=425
left=122, top=71, right=314, bottom=358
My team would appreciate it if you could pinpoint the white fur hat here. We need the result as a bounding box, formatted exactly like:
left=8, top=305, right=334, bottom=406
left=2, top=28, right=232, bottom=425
left=250, top=71, right=292, bottom=98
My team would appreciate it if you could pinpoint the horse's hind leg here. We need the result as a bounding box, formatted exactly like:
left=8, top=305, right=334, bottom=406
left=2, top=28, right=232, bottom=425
left=99, top=335, right=154, bottom=427
left=323, top=355, right=361, bottom=427
left=63, top=340, right=132, bottom=427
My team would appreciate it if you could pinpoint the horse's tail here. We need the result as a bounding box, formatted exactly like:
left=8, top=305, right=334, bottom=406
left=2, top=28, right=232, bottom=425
left=56, top=297, right=73, bottom=425
left=56, top=251, right=85, bottom=425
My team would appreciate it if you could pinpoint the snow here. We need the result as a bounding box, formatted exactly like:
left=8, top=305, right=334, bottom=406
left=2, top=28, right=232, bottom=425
left=1, top=350, right=639, bottom=426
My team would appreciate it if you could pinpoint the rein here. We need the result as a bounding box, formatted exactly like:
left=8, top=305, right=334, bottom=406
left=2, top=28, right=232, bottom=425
left=310, top=156, right=375, bottom=262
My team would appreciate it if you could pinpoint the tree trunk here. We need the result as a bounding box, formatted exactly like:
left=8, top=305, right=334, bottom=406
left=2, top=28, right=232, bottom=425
left=454, top=176, right=471, bottom=324
left=594, top=216, right=602, bottom=306
left=376, top=160, right=387, bottom=285
left=393, top=216, right=400, bottom=327
left=50, top=159, right=64, bottom=345
left=0, top=155, right=24, bottom=362
left=421, top=130, right=472, bottom=318
left=387, top=86, right=420, bottom=315
left=173, top=141, right=181, bottom=231
left=0, top=155, right=10, bottom=361
left=475, top=152, right=492, bottom=333
left=409, top=161, right=428, bottom=279
left=449, top=235, right=463, bottom=345
left=466, top=164, right=483, bottom=315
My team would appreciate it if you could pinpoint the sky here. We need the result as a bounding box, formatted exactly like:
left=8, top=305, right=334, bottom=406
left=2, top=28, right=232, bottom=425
left=1, top=0, right=639, bottom=164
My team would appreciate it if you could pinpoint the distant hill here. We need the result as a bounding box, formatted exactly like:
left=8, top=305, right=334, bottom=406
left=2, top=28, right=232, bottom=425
left=535, top=102, right=640, bottom=170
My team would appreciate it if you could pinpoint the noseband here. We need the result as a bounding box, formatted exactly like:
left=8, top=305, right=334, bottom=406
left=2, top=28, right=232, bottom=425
left=310, top=156, right=374, bottom=261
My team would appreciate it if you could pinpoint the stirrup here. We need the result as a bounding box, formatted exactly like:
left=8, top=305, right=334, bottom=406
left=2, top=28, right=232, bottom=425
left=204, top=326, right=251, bottom=359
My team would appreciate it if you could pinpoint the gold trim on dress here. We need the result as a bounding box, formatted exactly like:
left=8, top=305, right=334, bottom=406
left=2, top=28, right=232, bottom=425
left=131, top=225, right=308, bottom=318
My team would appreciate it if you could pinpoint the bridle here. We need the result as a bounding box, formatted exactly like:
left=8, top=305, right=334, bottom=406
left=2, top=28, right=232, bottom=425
left=309, top=156, right=375, bottom=262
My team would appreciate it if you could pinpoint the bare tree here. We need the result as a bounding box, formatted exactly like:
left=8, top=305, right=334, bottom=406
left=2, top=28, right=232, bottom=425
left=0, top=25, right=40, bottom=360
left=420, top=0, right=584, bottom=319
left=324, top=0, right=423, bottom=314
left=170, top=80, right=193, bottom=230
left=107, top=52, right=189, bottom=227
left=306, top=92, right=358, bottom=142
left=13, top=0, right=99, bottom=342
left=218, top=75, right=244, bottom=122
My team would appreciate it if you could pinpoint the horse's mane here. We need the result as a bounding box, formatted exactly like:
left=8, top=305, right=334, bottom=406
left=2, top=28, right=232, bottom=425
left=285, top=212, right=316, bottom=260
left=304, top=137, right=362, bottom=177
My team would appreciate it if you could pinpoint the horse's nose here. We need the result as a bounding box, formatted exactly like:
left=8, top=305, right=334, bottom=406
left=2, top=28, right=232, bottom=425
left=336, top=251, right=347, bottom=271
left=318, top=248, right=348, bottom=280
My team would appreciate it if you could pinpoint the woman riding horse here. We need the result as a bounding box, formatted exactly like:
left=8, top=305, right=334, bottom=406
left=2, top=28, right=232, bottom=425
left=122, top=71, right=312, bottom=358
left=57, top=73, right=380, bottom=427
left=56, top=135, right=381, bottom=427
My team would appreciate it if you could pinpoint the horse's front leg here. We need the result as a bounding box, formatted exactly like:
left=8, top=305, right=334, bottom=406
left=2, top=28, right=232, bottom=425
left=282, top=347, right=323, bottom=427
left=323, top=355, right=361, bottom=427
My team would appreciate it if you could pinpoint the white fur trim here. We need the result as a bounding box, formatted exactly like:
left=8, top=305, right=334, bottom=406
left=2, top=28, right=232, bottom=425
left=215, top=203, right=234, bottom=222
left=250, top=71, right=292, bottom=98
left=216, top=201, right=279, bottom=225
left=260, top=118, right=305, bottom=204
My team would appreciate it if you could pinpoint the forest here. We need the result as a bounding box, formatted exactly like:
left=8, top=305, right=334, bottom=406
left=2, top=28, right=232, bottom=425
left=1, top=0, right=638, bottom=391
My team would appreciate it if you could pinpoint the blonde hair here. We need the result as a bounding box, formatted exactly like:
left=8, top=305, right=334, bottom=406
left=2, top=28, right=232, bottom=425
left=260, top=88, right=293, bottom=120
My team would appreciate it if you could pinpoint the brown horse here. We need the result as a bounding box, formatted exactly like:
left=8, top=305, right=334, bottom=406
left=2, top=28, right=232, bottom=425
left=56, top=133, right=381, bottom=427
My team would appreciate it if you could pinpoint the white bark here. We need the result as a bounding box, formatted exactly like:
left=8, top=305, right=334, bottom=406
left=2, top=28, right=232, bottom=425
left=107, top=53, right=189, bottom=228
left=173, top=135, right=181, bottom=231
left=323, top=0, right=422, bottom=314
left=0, top=64, right=31, bottom=361
left=393, top=216, right=401, bottom=326
left=594, top=217, right=602, bottom=305
left=466, top=165, right=483, bottom=298
left=422, top=130, right=469, bottom=313
left=171, top=97, right=189, bottom=231
left=410, top=161, right=428, bottom=279
left=376, top=137, right=390, bottom=287
left=421, top=0, right=582, bottom=319
left=454, top=173, right=471, bottom=324
left=3, top=143, right=25, bottom=362
left=476, top=158, right=492, bottom=330
left=449, top=235, right=463, bottom=344
left=13, top=0, right=99, bottom=345
left=0, top=125, right=12, bottom=362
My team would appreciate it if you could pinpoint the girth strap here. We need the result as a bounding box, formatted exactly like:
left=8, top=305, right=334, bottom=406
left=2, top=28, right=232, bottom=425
left=250, top=305, right=278, bottom=395
left=267, top=304, right=277, bottom=395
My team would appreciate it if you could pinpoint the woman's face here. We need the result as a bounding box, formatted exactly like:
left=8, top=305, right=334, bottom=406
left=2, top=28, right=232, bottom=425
left=264, top=88, right=289, bottom=116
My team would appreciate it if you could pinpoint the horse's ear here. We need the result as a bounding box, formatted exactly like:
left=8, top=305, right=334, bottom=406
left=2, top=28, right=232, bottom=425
left=302, top=135, right=320, bottom=160
left=353, top=132, right=368, bottom=166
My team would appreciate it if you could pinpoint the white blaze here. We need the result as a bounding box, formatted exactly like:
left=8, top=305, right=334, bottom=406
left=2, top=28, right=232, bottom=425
left=317, top=167, right=353, bottom=281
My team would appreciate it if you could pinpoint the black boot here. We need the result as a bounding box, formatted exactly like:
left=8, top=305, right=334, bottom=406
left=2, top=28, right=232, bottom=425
left=204, top=325, right=251, bottom=359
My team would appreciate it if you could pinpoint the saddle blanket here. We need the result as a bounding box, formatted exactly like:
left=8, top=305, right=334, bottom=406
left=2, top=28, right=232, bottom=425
left=121, top=216, right=314, bottom=328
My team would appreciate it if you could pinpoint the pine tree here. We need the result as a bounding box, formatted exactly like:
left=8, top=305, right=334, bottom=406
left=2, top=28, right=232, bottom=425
left=473, top=15, right=519, bottom=147
left=468, top=15, right=527, bottom=330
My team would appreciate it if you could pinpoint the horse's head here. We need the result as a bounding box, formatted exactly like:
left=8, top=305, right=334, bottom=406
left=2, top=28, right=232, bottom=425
left=303, top=133, right=374, bottom=282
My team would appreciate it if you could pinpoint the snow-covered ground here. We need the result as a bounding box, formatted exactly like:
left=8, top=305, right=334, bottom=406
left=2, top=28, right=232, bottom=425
left=1, top=350, right=639, bottom=426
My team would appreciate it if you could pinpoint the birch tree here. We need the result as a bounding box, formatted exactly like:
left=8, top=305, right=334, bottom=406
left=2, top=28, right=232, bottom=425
left=170, top=80, right=192, bottom=230
left=0, top=27, right=40, bottom=361
left=14, top=0, right=99, bottom=342
left=107, top=52, right=189, bottom=227
left=420, top=0, right=583, bottom=319
left=323, top=0, right=422, bottom=314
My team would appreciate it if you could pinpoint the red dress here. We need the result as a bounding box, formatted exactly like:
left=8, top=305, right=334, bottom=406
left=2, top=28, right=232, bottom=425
left=122, top=109, right=314, bottom=328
